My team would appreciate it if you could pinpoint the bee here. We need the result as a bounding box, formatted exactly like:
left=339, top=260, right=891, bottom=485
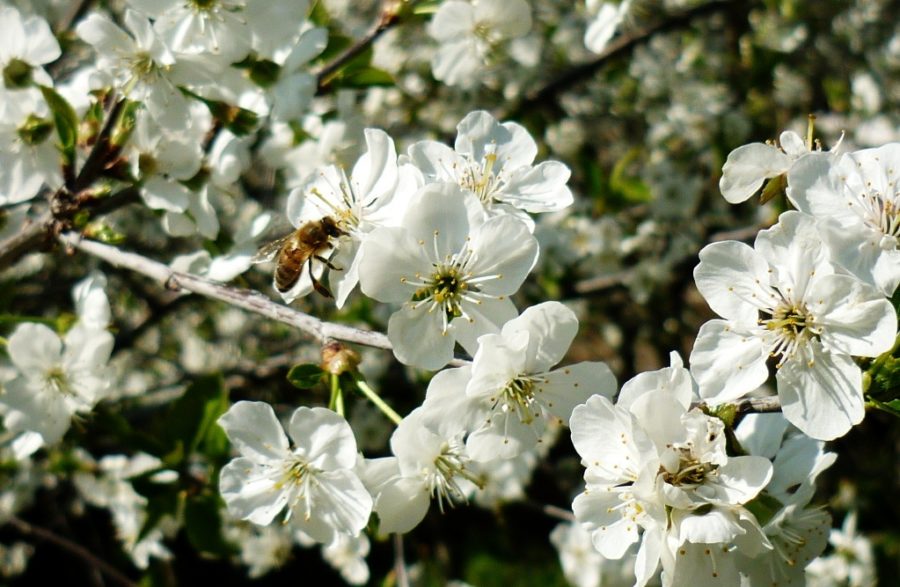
left=253, top=216, right=346, bottom=297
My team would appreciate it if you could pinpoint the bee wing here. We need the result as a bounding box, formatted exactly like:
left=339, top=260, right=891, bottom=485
left=251, top=234, right=291, bottom=264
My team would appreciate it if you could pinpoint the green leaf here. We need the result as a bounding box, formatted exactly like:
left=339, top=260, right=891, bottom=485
left=137, top=487, right=180, bottom=543
left=111, top=100, right=141, bottom=147
left=287, top=363, right=325, bottom=389
left=759, top=174, right=786, bottom=205
left=162, top=374, right=229, bottom=465
left=39, top=85, right=79, bottom=171
left=329, top=66, right=395, bottom=89
left=184, top=493, right=235, bottom=556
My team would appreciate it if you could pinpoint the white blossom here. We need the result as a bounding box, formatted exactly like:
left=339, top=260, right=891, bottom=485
left=406, top=110, right=573, bottom=228
left=217, top=401, right=372, bottom=544
left=358, top=183, right=539, bottom=369
left=428, top=0, right=532, bottom=88
left=788, top=143, right=900, bottom=295
left=690, top=211, right=896, bottom=439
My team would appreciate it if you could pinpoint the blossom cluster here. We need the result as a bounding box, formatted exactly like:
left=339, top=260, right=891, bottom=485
left=0, top=0, right=896, bottom=585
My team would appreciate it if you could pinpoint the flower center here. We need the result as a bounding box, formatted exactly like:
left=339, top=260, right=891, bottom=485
left=190, top=0, right=220, bottom=11
left=760, top=301, right=820, bottom=367
left=458, top=147, right=503, bottom=206
left=307, top=167, right=362, bottom=234
left=492, top=375, right=548, bottom=425
left=662, top=448, right=718, bottom=487
left=277, top=456, right=318, bottom=522
left=401, top=231, right=503, bottom=332
left=428, top=442, right=482, bottom=512
left=44, top=366, right=73, bottom=396
left=17, top=114, right=53, bottom=146
left=129, top=51, right=161, bottom=83
left=856, top=185, right=900, bottom=249
left=3, top=58, right=33, bottom=89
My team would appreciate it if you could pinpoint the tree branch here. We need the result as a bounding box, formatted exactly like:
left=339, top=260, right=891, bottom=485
left=505, top=0, right=733, bottom=119
left=59, top=233, right=471, bottom=367
left=6, top=515, right=138, bottom=587
left=0, top=188, right=139, bottom=273
left=315, top=0, right=421, bottom=91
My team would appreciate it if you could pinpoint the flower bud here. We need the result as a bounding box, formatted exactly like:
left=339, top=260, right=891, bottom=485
left=321, top=342, right=361, bottom=375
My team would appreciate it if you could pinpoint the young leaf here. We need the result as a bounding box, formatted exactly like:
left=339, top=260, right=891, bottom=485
left=287, top=363, right=326, bottom=389
left=39, top=85, right=79, bottom=179
left=184, top=493, right=235, bottom=557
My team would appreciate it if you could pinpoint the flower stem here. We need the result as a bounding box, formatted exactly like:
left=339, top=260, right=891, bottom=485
left=329, top=373, right=345, bottom=416
left=355, top=377, right=402, bottom=425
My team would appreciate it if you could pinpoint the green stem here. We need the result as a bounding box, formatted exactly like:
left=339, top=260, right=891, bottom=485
left=866, top=395, right=900, bottom=418
left=806, top=113, right=816, bottom=150
left=0, top=336, right=7, bottom=346
left=355, top=377, right=402, bottom=425
left=0, top=314, right=57, bottom=326
left=329, top=373, right=345, bottom=416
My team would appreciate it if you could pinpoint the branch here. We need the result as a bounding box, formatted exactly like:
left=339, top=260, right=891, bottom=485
left=0, top=188, right=139, bottom=273
left=505, top=0, right=732, bottom=119
left=59, top=233, right=470, bottom=366
left=729, top=395, right=782, bottom=414
left=6, top=515, right=138, bottom=587
left=315, top=0, right=421, bottom=90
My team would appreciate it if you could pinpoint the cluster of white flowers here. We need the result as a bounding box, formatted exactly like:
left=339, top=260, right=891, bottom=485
left=0, top=272, right=114, bottom=459
left=697, top=135, right=900, bottom=440
left=0, top=0, right=896, bottom=584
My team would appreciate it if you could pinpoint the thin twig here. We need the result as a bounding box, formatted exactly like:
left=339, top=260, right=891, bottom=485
left=0, top=188, right=139, bottom=273
left=393, top=533, right=410, bottom=587
left=6, top=515, right=138, bottom=587
left=60, top=233, right=471, bottom=366
left=709, top=222, right=770, bottom=243
left=541, top=503, right=576, bottom=523
left=729, top=395, right=782, bottom=414
left=573, top=271, right=629, bottom=294
left=315, top=0, right=421, bottom=90
left=504, top=0, right=732, bottom=119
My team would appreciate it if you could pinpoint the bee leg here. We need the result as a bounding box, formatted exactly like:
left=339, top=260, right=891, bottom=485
left=314, top=254, right=343, bottom=272
left=308, top=259, right=334, bottom=298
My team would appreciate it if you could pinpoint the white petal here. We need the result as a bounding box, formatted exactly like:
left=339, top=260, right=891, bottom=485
left=217, top=401, right=289, bottom=462
left=357, top=226, right=425, bottom=303
left=674, top=506, right=745, bottom=544
left=503, top=301, right=578, bottom=372
left=351, top=128, right=399, bottom=206
left=373, top=476, right=431, bottom=535
left=219, top=457, right=287, bottom=525
left=8, top=323, right=61, bottom=374
left=734, top=413, right=788, bottom=459
left=694, top=241, right=775, bottom=322
left=779, top=131, right=807, bottom=158
left=777, top=348, right=863, bottom=440
left=141, top=177, right=190, bottom=211
left=467, top=215, right=538, bottom=295
left=690, top=320, right=769, bottom=404
left=500, top=161, right=573, bottom=212
left=719, top=142, right=791, bottom=203
left=449, top=296, right=518, bottom=356
left=430, top=40, right=480, bottom=88
left=713, top=456, right=773, bottom=504
left=427, top=1, right=474, bottom=41
left=289, top=407, right=358, bottom=470
left=387, top=305, right=455, bottom=370
left=539, top=362, right=616, bottom=423
left=572, top=491, right=638, bottom=559
left=815, top=274, right=896, bottom=357
left=405, top=140, right=461, bottom=183
left=294, top=470, right=372, bottom=542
